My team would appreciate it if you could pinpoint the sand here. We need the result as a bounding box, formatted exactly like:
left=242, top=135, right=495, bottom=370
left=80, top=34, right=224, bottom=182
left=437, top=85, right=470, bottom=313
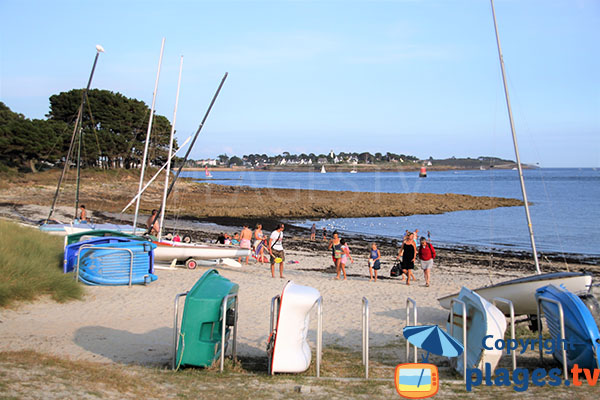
left=0, top=243, right=525, bottom=367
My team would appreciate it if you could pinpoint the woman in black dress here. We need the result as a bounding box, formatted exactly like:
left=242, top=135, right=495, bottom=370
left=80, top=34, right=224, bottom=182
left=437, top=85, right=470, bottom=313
left=397, top=232, right=417, bottom=285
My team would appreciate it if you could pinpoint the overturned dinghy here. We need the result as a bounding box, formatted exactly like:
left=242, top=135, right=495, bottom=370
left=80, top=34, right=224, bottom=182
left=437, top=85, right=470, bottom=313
left=77, top=241, right=157, bottom=286
left=448, top=287, right=506, bottom=377
left=64, top=236, right=148, bottom=273
left=268, top=281, right=322, bottom=374
left=536, top=285, right=600, bottom=370
left=174, top=269, right=239, bottom=369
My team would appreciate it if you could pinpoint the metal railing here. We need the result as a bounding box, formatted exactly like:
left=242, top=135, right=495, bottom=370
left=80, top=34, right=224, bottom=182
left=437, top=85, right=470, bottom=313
left=172, top=291, right=189, bottom=369
left=536, top=296, right=568, bottom=380
left=268, top=294, right=322, bottom=378
left=450, top=298, right=467, bottom=383
left=492, top=297, right=517, bottom=371
left=220, top=293, right=239, bottom=372
left=316, top=296, right=323, bottom=378
left=76, top=245, right=134, bottom=287
left=362, top=297, right=369, bottom=379
left=406, top=298, right=418, bottom=363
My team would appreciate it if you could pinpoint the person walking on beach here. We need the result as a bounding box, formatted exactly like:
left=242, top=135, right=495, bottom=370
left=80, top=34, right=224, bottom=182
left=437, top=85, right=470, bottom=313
left=368, top=242, right=381, bottom=282
left=322, top=227, right=327, bottom=241
left=398, top=232, right=417, bottom=285
left=239, top=224, right=252, bottom=265
left=146, top=210, right=160, bottom=236
left=418, top=236, right=436, bottom=287
left=339, top=239, right=353, bottom=281
left=253, top=224, right=266, bottom=263
left=310, top=223, right=317, bottom=241
left=269, top=224, right=285, bottom=278
left=328, top=231, right=343, bottom=279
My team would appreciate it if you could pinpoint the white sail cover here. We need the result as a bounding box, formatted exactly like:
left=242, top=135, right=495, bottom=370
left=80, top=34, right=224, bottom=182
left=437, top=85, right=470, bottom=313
left=271, top=281, right=321, bottom=373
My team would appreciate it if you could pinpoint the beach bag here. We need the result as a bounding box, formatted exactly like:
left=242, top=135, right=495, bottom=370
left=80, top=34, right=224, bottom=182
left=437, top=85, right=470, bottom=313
left=390, top=262, right=401, bottom=277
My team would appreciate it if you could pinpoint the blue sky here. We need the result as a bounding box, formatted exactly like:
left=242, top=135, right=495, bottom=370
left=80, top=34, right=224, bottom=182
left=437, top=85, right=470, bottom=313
left=1, top=0, right=598, bottom=167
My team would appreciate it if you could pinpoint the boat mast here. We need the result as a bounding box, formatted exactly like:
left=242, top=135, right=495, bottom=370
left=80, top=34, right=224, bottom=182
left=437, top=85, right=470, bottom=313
left=490, top=0, right=541, bottom=274
left=132, top=38, right=165, bottom=234
left=146, top=72, right=229, bottom=234
left=158, top=55, right=184, bottom=240
left=46, top=45, right=104, bottom=224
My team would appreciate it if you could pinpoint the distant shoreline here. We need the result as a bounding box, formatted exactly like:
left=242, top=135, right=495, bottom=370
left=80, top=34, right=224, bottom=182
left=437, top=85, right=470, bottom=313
left=184, top=163, right=536, bottom=172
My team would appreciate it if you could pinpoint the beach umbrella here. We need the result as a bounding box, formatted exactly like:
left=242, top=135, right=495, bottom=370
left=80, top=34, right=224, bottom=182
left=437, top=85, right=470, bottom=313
left=403, top=325, right=464, bottom=388
left=403, top=325, right=463, bottom=361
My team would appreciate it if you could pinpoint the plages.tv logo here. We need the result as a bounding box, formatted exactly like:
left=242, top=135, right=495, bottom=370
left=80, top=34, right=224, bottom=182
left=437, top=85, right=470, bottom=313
left=395, top=325, right=464, bottom=399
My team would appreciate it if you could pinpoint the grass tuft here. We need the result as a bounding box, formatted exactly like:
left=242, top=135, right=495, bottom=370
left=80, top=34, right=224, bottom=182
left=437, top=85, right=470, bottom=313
left=0, top=219, right=84, bottom=307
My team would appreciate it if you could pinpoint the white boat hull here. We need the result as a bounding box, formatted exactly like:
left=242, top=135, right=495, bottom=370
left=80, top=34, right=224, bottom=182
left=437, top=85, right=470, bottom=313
left=448, top=287, right=506, bottom=376
left=439, top=272, right=592, bottom=315
left=271, top=281, right=321, bottom=374
left=153, top=242, right=250, bottom=263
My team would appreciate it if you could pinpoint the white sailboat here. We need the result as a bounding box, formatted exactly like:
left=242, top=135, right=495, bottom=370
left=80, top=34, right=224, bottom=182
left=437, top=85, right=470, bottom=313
left=320, top=165, right=326, bottom=174
left=438, top=0, right=592, bottom=316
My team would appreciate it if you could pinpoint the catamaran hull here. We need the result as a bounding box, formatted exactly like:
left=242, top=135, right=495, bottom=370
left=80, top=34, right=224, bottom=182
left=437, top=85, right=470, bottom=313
left=153, top=242, right=250, bottom=263
left=439, top=272, right=592, bottom=316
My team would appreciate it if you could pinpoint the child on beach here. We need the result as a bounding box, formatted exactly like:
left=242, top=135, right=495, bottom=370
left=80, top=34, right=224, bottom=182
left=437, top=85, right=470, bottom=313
left=368, top=242, right=381, bottom=282
left=339, top=239, right=353, bottom=281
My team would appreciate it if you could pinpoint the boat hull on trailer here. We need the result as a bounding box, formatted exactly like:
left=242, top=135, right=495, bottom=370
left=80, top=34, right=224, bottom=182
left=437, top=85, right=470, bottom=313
left=438, top=272, right=592, bottom=316
left=153, top=241, right=250, bottom=264
left=448, top=287, right=506, bottom=376
left=536, top=284, right=600, bottom=369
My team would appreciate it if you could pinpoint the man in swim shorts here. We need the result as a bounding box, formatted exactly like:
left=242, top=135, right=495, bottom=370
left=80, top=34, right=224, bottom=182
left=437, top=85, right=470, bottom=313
left=239, top=224, right=252, bottom=265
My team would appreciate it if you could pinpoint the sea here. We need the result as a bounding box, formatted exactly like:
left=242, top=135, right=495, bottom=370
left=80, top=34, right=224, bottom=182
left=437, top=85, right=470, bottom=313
left=180, top=168, right=599, bottom=262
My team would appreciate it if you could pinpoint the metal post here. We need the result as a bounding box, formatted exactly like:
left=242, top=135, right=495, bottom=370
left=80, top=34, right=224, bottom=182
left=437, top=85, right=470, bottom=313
left=493, top=297, right=516, bottom=370
left=268, top=294, right=280, bottom=376
left=490, top=0, right=540, bottom=274
left=158, top=55, right=183, bottom=240
left=316, top=296, right=322, bottom=378
left=537, top=296, right=568, bottom=380
left=172, top=291, right=188, bottom=370
left=220, top=293, right=238, bottom=372
left=450, top=299, right=467, bottom=383
left=132, top=38, right=165, bottom=234
left=362, top=297, right=369, bottom=379
left=75, top=245, right=134, bottom=287
left=406, top=298, right=418, bottom=363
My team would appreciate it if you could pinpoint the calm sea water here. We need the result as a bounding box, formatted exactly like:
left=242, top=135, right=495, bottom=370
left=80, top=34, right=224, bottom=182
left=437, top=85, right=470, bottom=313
left=180, top=168, right=600, bottom=259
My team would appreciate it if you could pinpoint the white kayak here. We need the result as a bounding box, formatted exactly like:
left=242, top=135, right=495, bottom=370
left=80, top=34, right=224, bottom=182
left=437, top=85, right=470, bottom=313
left=439, top=272, right=592, bottom=316
left=448, top=287, right=507, bottom=376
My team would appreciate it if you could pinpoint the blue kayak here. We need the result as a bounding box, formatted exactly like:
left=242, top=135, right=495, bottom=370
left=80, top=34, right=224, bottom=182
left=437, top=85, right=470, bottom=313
left=64, top=236, right=150, bottom=273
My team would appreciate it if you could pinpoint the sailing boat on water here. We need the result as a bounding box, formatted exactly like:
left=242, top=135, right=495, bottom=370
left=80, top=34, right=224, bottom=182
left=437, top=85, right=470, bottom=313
left=205, top=165, right=213, bottom=178
left=438, top=0, right=591, bottom=317
left=320, top=165, right=326, bottom=174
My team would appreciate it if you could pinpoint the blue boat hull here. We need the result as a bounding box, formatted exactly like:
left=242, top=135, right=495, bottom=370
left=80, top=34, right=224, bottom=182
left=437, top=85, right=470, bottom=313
left=536, top=285, right=600, bottom=369
left=77, top=241, right=157, bottom=286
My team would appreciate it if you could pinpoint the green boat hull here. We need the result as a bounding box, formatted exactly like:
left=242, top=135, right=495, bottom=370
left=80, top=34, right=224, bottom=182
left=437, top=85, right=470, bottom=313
left=176, top=269, right=239, bottom=368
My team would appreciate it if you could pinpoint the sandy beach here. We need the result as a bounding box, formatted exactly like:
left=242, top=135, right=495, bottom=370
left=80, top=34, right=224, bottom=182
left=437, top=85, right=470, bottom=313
left=1, top=241, right=521, bottom=367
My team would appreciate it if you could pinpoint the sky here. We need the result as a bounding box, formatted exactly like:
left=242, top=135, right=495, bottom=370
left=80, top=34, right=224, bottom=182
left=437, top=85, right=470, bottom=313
left=1, top=0, right=598, bottom=167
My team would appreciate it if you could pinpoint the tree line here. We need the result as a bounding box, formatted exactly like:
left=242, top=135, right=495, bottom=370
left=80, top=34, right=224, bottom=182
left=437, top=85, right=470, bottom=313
left=0, top=89, right=177, bottom=172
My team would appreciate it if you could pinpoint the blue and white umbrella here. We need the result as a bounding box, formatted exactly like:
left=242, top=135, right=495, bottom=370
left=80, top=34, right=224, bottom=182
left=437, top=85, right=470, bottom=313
left=403, top=325, right=464, bottom=362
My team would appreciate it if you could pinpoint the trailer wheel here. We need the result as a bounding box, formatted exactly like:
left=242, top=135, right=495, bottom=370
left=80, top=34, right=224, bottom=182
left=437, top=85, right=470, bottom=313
left=185, top=258, right=197, bottom=269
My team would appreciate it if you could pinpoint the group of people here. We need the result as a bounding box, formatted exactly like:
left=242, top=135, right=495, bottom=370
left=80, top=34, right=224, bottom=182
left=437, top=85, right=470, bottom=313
left=364, top=230, right=437, bottom=286
left=218, top=223, right=287, bottom=279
